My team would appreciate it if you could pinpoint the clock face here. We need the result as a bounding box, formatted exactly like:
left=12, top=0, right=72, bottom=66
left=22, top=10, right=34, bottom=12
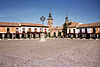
left=40, top=16, right=45, bottom=21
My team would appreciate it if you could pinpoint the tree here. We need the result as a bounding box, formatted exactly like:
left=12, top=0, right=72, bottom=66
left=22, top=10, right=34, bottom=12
left=62, top=22, right=72, bottom=37
left=58, top=31, right=61, bottom=37
left=48, top=32, right=51, bottom=37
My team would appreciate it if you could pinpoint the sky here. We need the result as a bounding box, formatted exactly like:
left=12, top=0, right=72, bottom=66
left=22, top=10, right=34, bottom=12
left=0, top=0, right=100, bottom=26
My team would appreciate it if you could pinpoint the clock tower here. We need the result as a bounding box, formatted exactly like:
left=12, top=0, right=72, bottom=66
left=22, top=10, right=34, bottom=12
left=47, top=11, right=53, bottom=28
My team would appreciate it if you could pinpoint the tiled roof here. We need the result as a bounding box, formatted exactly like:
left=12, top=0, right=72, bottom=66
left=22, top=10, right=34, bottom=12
left=0, top=22, right=48, bottom=27
left=20, top=23, right=44, bottom=27
left=68, top=22, right=79, bottom=28
left=78, top=22, right=100, bottom=28
left=0, top=22, right=19, bottom=26
left=51, top=22, right=79, bottom=30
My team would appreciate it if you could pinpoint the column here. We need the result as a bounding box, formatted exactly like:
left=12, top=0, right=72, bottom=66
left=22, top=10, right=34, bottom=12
left=12, top=34, right=14, bottom=39
left=7, top=34, right=10, bottom=39
left=30, top=34, right=32, bottom=39
left=25, top=34, right=28, bottom=39
left=2, top=34, right=5, bottom=39
left=20, top=34, right=22, bottom=39
left=24, top=34, right=25, bottom=39
left=97, top=34, right=100, bottom=39
left=90, top=34, right=92, bottom=38
left=76, top=33, right=78, bottom=38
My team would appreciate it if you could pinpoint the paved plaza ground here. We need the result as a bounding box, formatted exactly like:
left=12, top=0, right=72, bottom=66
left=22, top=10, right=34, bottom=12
left=0, top=39, right=100, bottom=67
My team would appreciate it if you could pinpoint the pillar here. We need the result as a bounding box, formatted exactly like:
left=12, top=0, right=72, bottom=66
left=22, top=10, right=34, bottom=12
left=76, top=34, right=78, bottom=38
left=30, top=34, right=32, bottom=39
left=20, top=34, right=22, bottom=39
left=31, top=34, right=33, bottom=38
left=12, top=34, right=14, bottom=39
left=97, top=34, right=99, bottom=39
left=2, top=34, right=5, bottom=39
left=7, top=34, right=9, bottom=39
left=90, top=34, right=92, bottom=38
left=25, top=34, right=28, bottom=39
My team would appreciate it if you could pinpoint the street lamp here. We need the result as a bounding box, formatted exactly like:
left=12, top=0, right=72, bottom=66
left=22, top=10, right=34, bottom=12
left=40, top=16, right=45, bottom=28
left=40, top=16, right=46, bottom=42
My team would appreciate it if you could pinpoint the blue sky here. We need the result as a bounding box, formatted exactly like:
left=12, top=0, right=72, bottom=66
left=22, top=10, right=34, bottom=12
left=0, top=0, right=100, bottom=26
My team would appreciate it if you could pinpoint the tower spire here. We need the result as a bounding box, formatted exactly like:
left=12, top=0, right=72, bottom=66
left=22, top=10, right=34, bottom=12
left=65, top=12, right=68, bottom=23
left=48, top=11, right=53, bottom=20
left=49, top=11, right=52, bottom=17
left=66, top=12, right=68, bottom=17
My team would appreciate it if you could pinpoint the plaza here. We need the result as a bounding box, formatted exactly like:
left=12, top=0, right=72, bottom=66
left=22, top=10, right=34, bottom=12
left=0, top=39, right=100, bottom=67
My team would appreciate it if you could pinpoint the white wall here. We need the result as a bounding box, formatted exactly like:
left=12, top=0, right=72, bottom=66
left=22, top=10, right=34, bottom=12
left=67, top=28, right=78, bottom=33
left=19, top=27, right=48, bottom=33
left=77, top=28, right=91, bottom=33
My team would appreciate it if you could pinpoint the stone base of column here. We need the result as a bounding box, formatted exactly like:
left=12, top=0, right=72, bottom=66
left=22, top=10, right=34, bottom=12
left=40, top=33, right=46, bottom=42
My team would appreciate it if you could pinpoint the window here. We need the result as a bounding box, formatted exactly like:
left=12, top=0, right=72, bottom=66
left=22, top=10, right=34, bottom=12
left=85, top=28, right=87, bottom=33
left=73, top=29, right=75, bottom=33
left=93, top=28, right=96, bottom=33
left=7, top=28, right=10, bottom=32
left=80, top=29, right=82, bottom=33
left=45, top=28, right=47, bottom=32
left=16, top=28, right=19, bottom=33
left=34, top=28, right=37, bottom=32
left=40, top=28, right=42, bottom=32
left=29, top=28, right=31, bottom=32
left=99, top=28, right=100, bottom=33
left=22, top=28, right=25, bottom=33
left=69, top=29, right=71, bottom=33
left=16, top=28, right=18, bottom=31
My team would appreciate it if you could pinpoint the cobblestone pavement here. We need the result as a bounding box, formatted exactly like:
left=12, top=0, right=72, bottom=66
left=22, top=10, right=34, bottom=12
left=0, top=39, right=100, bottom=67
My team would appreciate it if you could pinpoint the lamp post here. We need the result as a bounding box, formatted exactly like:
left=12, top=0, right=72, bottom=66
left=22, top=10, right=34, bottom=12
left=40, top=16, right=46, bottom=42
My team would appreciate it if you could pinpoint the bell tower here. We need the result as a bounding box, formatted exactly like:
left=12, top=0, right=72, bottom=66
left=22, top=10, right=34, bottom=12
left=65, top=12, right=68, bottom=23
left=47, top=11, right=53, bottom=28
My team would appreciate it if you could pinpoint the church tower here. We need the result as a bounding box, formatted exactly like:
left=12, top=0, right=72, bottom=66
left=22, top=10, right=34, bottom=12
left=47, top=11, right=53, bottom=28
left=65, top=12, right=69, bottom=23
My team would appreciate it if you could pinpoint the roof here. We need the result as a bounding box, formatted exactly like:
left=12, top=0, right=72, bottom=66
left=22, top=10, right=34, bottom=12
left=20, top=23, right=47, bottom=27
left=68, top=22, right=79, bottom=28
left=50, top=22, right=79, bottom=30
left=0, top=22, right=19, bottom=26
left=78, top=22, right=100, bottom=28
left=0, top=22, right=48, bottom=27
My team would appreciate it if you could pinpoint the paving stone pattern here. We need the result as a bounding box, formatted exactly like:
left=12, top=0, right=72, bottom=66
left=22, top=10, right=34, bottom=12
left=0, top=39, right=100, bottom=67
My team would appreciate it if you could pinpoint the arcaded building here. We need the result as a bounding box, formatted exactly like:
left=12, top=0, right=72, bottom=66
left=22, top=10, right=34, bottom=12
left=47, top=12, right=100, bottom=39
left=0, top=12, right=100, bottom=39
left=0, top=22, right=48, bottom=39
